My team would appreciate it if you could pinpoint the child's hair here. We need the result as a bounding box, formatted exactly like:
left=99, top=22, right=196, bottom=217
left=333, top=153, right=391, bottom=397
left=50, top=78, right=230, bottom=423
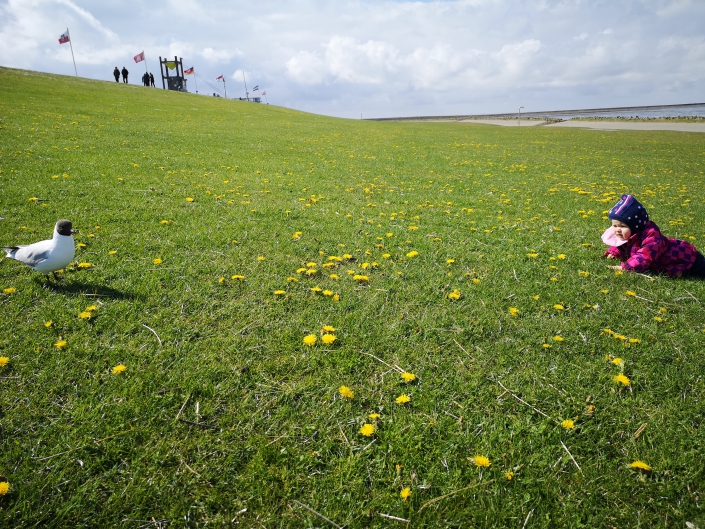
left=608, top=194, right=649, bottom=233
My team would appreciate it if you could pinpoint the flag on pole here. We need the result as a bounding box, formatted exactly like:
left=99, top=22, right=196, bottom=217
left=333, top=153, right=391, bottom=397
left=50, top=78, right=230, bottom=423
left=134, top=51, right=145, bottom=63
left=58, top=31, right=70, bottom=44
left=215, top=75, right=224, bottom=81
left=252, top=85, right=258, bottom=92
left=184, top=67, right=194, bottom=75
left=261, top=90, right=266, bottom=96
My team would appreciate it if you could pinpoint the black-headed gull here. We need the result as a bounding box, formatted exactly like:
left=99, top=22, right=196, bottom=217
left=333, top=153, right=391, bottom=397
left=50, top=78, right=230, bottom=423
left=2, top=220, right=75, bottom=280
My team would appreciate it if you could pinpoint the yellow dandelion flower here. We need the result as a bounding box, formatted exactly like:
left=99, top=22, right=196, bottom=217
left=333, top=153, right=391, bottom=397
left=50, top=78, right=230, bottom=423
left=55, top=340, right=67, bottom=349
left=472, top=278, right=481, bottom=284
left=185, top=197, right=194, bottom=202
left=553, top=304, right=564, bottom=310
left=659, top=307, right=667, bottom=313
left=305, top=268, right=318, bottom=276
left=395, top=394, right=411, bottom=404
left=323, top=289, right=334, bottom=296
left=472, top=456, right=491, bottom=467
left=600, top=289, right=609, bottom=293
left=629, top=338, right=641, bottom=344
left=231, top=274, right=245, bottom=280
left=112, top=364, right=126, bottom=375
left=77, top=262, right=92, bottom=268
left=561, top=419, right=575, bottom=430
left=578, top=270, right=589, bottom=277
left=509, top=307, right=519, bottom=317
left=615, top=270, right=623, bottom=276
left=553, top=336, right=564, bottom=342
left=219, top=277, right=225, bottom=283
left=369, top=413, right=381, bottom=419
left=78, top=312, right=91, bottom=319
left=612, top=357, right=625, bottom=367
left=359, top=423, right=375, bottom=436
left=3, top=287, right=16, bottom=295
left=160, top=219, right=170, bottom=224
left=382, top=253, right=391, bottom=259
left=614, top=373, right=631, bottom=386
left=527, top=252, right=538, bottom=258
left=321, top=334, right=337, bottom=345
left=329, top=274, right=340, bottom=280
left=400, top=487, right=411, bottom=500
left=557, top=254, right=566, bottom=259
left=339, top=385, right=354, bottom=399
left=401, top=372, right=416, bottom=382
left=292, top=231, right=302, bottom=239
left=448, top=289, right=461, bottom=300
left=0, top=482, right=9, bottom=495
left=353, top=274, right=369, bottom=281
left=505, top=471, right=514, bottom=480
left=543, top=343, right=551, bottom=348
left=446, top=259, right=455, bottom=264
left=322, top=325, right=336, bottom=332
left=153, top=258, right=163, bottom=265
left=257, top=256, right=265, bottom=261
left=332, top=294, right=340, bottom=301
left=0, top=357, right=9, bottom=367
left=303, top=334, right=317, bottom=346
left=654, top=316, right=663, bottom=322
left=625, top=290, right=636, bottom=297
left=406, top=251, right=419, bottom=258
left=629, top=461, right=652, bottom=471
left=311, top=286, right=322, bottom=293
left=45, top=321, right=53, bottom=328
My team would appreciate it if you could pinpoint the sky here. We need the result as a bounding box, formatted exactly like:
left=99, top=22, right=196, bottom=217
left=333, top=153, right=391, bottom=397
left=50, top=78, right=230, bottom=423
left=1, top=0, right=704, bottom=119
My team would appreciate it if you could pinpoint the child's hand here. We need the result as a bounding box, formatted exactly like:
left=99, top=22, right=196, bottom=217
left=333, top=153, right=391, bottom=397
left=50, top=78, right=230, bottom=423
left=606, top=254, right=616, bottom=259
left=607, top=265, right=622, bottom=270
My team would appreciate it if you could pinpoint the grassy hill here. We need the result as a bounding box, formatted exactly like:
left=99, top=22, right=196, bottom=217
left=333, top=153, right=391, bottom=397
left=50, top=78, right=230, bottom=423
left=1, top=66, right=704, bottom=527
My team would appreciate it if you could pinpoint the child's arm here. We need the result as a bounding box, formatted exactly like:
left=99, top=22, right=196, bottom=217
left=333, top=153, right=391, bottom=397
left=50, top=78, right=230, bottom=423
left=604, top=246, right=623, bottom=259
left=621, top=231, right=668, bottom=272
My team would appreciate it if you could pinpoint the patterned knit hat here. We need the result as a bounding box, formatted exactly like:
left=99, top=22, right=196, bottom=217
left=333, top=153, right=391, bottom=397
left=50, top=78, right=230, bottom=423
left=608, top=194, right=649, bottom=233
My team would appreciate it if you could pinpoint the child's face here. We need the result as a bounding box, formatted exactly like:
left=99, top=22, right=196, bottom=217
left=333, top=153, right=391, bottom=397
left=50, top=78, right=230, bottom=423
left=611, top=220, right=631, bottom=240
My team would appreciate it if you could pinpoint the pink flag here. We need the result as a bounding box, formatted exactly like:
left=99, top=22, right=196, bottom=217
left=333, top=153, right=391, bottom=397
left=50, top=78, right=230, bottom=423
left=261, top=90, right=266, bottom=96
left=215, top=75, right=224, bottom=81
left=58, top=31, right=70, bottom=44
left=134, top=51, right=145, bottom=63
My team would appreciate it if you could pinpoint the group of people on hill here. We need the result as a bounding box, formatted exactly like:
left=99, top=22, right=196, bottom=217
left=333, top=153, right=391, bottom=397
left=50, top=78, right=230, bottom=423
left=113, top=67, right=154, bottom=87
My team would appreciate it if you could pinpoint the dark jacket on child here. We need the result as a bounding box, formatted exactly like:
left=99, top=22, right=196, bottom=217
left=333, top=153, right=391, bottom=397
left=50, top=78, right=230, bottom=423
left=604, top=220, right=697, bottom=275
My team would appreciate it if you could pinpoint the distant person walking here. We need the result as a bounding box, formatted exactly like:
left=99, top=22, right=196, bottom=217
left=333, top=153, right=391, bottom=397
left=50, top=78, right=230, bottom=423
left=121, top=66, right=129, bottom=83
left=113, top=67, right=120, bottom=82
left=149, top=72, right=155, bottom=87
left=142, top=72, right=149, bottom=87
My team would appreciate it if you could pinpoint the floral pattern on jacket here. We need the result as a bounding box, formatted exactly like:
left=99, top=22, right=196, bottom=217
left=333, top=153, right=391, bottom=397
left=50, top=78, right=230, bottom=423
left=604, top=221, right=697, bottom=275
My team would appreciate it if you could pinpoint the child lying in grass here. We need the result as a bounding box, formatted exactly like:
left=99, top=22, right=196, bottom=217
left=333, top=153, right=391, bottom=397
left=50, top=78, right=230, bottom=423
left=602, top=194, right=705, bottom=277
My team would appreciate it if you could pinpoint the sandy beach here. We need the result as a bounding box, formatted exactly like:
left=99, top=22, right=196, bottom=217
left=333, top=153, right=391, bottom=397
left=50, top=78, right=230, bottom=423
left=460, top=119, right=705, bottom=132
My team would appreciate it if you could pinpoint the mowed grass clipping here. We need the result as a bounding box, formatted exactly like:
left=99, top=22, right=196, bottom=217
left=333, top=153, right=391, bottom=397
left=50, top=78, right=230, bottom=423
left=1, top=66, right=704, bottom=527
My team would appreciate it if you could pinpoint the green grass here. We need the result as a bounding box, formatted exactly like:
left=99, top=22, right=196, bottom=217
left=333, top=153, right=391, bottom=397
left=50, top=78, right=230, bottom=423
left=1, top=66, right=705, bottom=527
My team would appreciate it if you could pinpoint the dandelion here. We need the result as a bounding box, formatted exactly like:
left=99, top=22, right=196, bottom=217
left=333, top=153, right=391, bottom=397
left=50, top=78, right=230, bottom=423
left=578, top=270, right=589, bottom=277
left=45, top=321, right=53, bottom=328
left=55, top=340, right=67, bottom=349
left=557, top=254, right=566, bottom=259
left=323, top=290, right=334, bottom=296
left=353, top=275, right=369, bottom=282
left=369, top=413, right=381, bottom=419
left=185, top=197, right=194, bottom=202
left=108, top=250, right=117, bottom=255
left=400, top=487, right=411, bottom=500
left=112, top=364, right=126, bottom=375
left=257, top=256, right=265, bottom=261
left=472, top=278, right=481, bottom=284
left=553, top=304, right=564, bottom=310
left=600, top=289, right=609, bottom=293
left=311, top=286, right=322, bottom=293
left=274, top=290, right=286, bottom=296
left=339, top=385, right=354, bottom=399
left=77, top=262, right=92, bottom=268
left=625, top=290, right=636, bottom=297
left=448, top=289, right=461, bottom=300
left=653, top=316, right=663, bottom=323
left=78, top=312, right=91, bottom=319
left=629, top=461, right=652, bottom=471
left=401, top=372, right=416, bottom=382
left=615, top=270, right=623, bottom=276
left=153, top=258, right=162, bottom=265
left=303, top=334, right=317, bottom=346
left=160, top=220, right=170, bottom=224
left=527, top=252, right=538, bottom=258
left=322, top=325, right=336, bottom=332
left=614, top=373, right=631, bottom=386
left=0, top=356, right=9, bottom=367
left=612, top=357, right=625, bottom=367
left=471, top=456, right=491, bottom=467
left=382, top=253, right=391, bottom=259
left=395, top=394, right=411, bottom=404
left=446, top=259, right=455, bottom=264
left=321, top=334, right=337, bottom=345
left=561, top=419, right=575, bottom=430
left=359, top=423, right=375, bottom=436
left=3, top=287, right=16, bottom=295
left=509, top=307, right=520, bottom=317
left=629, top=338, right=641, bottom=344
left=406, top=251, right=419, bottom=258
left=292, top=231, right=302, bottom=239
left=0, top=482, right=9, bottom=495
left=231, top=274, right=245, bottom=280
left=219, top=277, right=225, bottom=283
left=553, top=336, right=564, bottom=342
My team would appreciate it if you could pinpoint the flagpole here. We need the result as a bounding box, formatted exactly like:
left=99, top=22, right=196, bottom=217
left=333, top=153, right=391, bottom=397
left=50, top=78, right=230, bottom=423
left=223, top=78, right=227, bottom=98
left=66, top=28, right=78, bottom=76
left=194, top=69, right=198, bottom=93
left=242, top=70, right=248, bottom=101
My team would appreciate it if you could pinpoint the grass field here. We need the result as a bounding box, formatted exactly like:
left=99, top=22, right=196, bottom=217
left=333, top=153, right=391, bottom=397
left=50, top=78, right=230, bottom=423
left=1, top=66, right=704, bottom=528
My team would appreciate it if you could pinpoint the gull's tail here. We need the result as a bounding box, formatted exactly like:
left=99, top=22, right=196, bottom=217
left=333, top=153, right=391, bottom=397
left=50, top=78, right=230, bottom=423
left=2, top=247, right=19, bottom=259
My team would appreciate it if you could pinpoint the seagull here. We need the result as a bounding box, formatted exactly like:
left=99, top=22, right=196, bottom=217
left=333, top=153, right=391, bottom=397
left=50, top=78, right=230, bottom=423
left=2, top=219, right=76, bottom=280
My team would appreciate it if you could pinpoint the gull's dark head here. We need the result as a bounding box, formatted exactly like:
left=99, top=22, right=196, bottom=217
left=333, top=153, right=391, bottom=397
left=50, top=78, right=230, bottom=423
left=56, top=219, right=74, bottom=236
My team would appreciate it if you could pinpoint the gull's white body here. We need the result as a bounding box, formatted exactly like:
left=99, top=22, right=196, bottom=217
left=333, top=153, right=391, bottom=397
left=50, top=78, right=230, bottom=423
left=3, top=221, right=75, bottom=274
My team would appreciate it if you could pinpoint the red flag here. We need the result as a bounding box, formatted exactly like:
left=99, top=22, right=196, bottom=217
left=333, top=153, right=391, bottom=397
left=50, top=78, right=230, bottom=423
left=184, top=67, right=194, bottom=75
left=215, top=75, right=224, bottom=81
left=261, top=90, right=266, bottom=96
left=134, top=51, right=145, bottom=63
left=58, top=31, right=70, bottom=44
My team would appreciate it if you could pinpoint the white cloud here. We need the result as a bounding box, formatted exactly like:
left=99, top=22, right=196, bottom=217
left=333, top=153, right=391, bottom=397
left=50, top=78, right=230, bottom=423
left=200, top=47, right=242, bottom=62
left=285, top=51, right=327, bottom=85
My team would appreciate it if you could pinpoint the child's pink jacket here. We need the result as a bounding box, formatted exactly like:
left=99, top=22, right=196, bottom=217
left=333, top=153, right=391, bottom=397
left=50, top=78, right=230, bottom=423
left=604, top=221, right=697, bottom=275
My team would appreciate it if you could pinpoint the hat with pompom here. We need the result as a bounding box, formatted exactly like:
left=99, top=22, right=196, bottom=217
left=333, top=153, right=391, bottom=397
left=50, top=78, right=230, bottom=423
left=608, top=194, right=649, bottom=233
